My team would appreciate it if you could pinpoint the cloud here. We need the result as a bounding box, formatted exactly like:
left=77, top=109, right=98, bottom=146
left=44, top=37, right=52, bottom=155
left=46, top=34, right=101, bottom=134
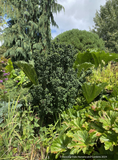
left=51, top=0, right=107, bottom=39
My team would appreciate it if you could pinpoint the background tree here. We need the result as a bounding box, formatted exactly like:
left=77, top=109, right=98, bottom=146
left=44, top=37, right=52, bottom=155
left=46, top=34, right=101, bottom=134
left=51, top=29, right=106, bottom=53
left=89, top=0, right=118, bottom=54
left=0, top=0, right=7, bottom=33
left=1, top=0, right=65, bottom=62
left=1, top=0, right=68, bottom=127
left=0, top=0, right=10, bottom=57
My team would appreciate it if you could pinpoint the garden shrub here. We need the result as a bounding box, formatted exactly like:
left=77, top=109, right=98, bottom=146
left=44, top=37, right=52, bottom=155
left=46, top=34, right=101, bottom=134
left=51, top=29, right=106, bottom=53
left=0, top=100, right=22, bottom=124
left=72, top=48, right=118, bottom=107
left=86, top=61, right=118, bottom=91
left=0, top=45, right=8, bottom=59
left=0, top=58, right=32, bottom=105
left=50, top=98, right=118, bottom=160
left=0, top=97, right=39, bottom=159
left=0, top=96, right=59, bottom=160
left=0, top=56, right=10, bottom=101
left=0, top=56, right=9, bottom=79
left=29, top=40, right=81, bottom=126
left=73, top=48, right=118, bottom=73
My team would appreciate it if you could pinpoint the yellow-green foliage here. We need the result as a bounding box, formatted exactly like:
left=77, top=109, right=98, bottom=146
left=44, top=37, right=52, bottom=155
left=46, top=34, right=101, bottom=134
left=86, top=61, right=118, bottom=91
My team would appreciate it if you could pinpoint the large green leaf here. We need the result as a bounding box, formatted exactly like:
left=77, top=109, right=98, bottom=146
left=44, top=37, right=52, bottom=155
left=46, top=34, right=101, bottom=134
left=112, top=121, right=118, bottom=133
left=82, top=82, right=107, bottom=103
left=73, top=50, right=93, bottom=70
left=91, top=51, right=118, bottom=68
left=67, top=130, right=96, bottom=154
left=66, top=117, right=86, bottom=131
left=99, top=110, right=118, bottom=130
left=111, top=86, right=118, bottom=97
left=76, top=62, right=94, bottom=77
left=5, top=59, right=14, bottom=77
left=73, top=49, right=118, bottom=70
left=51, top=134, right=71, bottom=159
left=100, top=131, right=118, bottom=151
left=14, top=61, right=38, bottom=85
left=93, top=144, right=116, bottom=160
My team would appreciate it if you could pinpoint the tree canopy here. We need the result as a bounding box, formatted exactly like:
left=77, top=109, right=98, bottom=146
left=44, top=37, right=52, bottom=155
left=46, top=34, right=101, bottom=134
left=1, top=0, right=65, bottom=62
left=0, top=0, right=4, bottom=31
left=0, top=0, right=7, bottom=42
left=89, top=0, right=118, bottom=54
left=51, top=29, right=106, bottom=53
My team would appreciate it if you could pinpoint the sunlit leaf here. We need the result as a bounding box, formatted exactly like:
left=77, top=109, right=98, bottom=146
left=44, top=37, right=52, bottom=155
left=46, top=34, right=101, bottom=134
left=82, top=82, right=107, bottom=103
left=14, top=61, right=38, bottom=85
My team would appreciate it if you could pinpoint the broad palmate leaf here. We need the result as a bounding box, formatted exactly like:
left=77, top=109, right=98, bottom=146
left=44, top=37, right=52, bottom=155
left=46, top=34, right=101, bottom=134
left=51, top=134, right=71, bottom=159
left=76, top=62, right=94, bottom=77
left=67, top=130, right=96, bottom=154
left=14, top=61, right=38, bottom=85
left=82, top=82, right=107, bottom=103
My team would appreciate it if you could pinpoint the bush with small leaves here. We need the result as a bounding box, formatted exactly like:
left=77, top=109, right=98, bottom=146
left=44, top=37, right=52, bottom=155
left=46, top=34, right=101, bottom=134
left=29, top=40, right=81, bottom=126
left=51, top=29, right=106, bottom=53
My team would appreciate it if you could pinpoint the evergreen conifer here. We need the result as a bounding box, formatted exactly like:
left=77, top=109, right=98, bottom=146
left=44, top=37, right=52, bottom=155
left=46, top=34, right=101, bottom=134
left=1, top=0, right=65, bottom=62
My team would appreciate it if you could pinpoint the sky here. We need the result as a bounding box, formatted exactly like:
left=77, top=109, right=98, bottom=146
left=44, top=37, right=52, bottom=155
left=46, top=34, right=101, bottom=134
left=51, top=0, right=107, bottom=39
left=0, top=0, right=107, bottom=46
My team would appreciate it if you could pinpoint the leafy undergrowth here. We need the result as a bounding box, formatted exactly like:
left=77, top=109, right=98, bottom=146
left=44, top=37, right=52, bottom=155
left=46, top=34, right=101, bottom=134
left=50, top=98, right=118, bottom=160
left=86, top=61, right=118, bottom=91
left=0, top=97, right=58, bottom=160
left=1, top=49, right=118, bottom=160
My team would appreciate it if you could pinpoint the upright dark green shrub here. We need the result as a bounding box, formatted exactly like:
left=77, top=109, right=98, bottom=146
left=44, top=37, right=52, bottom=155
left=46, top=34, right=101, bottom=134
left=29, top=40, right=81, bottom=125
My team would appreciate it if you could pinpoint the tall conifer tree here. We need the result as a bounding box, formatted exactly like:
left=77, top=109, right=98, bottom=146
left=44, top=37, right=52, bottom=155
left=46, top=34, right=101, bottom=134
left=89, top=0, right=118, bottom=53
left=1, top=0, right=65, bottom=62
